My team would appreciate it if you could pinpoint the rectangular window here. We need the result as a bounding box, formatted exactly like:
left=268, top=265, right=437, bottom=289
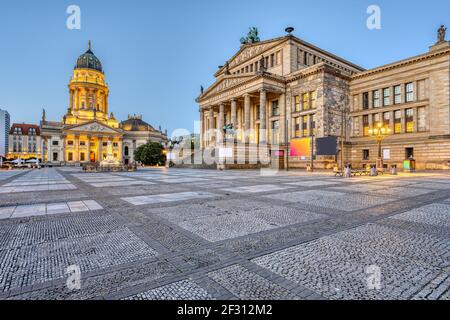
left=373, top=90, right=381, bottom=108
left=52, top=140, right=59, bottom=146
left=294, top=117, right=300, bottom=137
left=302, top=116, right=308, bottom=137
left=256, top=105, right=260, bottom=120
left=405, top=148, right=414, bottom=159
left=383, top=88, right=391, bottom=106
left=310, top=91, right=316, bottom=109
left=271, top=100, right=279, bottom=116
left=103, top=142, right=108, bottom=147
left=68, top=152, right=73, bottom=161
left=270, top=54, right=275, bottom=67
left=113, top=142, right=119, bottom=147
left=272, top=120, right=279, bottom=145
left=362, top=92, right=369, bottom=110
left=363, top=149, right=370, bottom=160
left=80, top=141, right=86, bottom=146
left=374, top=113, right=381, bottom=127
left=394, top=110, right=402, bottom=134
left=363, top=115, right=369, bottom=136
left=302, top=93, right=309, bottom=110
left=304, top=52, right=308, bottom=65
left=394, top=85, right=402, bottom=104
left=245, top=66, right=249, bottom=73
left=294, top=96, right=300, bottom=112
left=383, top=112, right=390, bottom=127
left=406, top=83, right=414, bottom=102
left=67, top=140, right=74, bottom=146
left=53, top=153, right=58, bottom=161
left=405, top=108, right=414, bottom=133
left=310, top=115, right=316, bottom=136
left=80, top=153, right=85, bottom=161
left=250, top=64, right=253, bottom=72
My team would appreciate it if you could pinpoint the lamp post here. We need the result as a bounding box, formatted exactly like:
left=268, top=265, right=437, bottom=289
left=368, top=123, right=391, bottom=170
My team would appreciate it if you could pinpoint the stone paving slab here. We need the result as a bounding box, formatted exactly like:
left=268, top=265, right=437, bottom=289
left=1, top=168, right=449, bottom=300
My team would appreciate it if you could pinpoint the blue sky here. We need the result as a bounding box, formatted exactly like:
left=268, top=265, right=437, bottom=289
left=0, top=0, right=449, bottom=135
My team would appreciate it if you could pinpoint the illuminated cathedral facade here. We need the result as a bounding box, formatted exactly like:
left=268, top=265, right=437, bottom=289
left=40, top=42, right=167, bottom=165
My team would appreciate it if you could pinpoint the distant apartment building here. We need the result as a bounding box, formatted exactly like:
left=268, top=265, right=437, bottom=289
left=0, top=109, right=10, bottom=157
left=7, top=123, right=42, bottom=160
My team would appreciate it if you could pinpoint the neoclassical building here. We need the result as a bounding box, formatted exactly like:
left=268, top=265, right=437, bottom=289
left=197, top=27, right=450, bottom=170
left=40, top=42, right=167, bottom=165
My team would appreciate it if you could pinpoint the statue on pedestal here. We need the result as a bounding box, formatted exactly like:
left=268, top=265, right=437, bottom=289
left=438, top=25, right=447, bottom=43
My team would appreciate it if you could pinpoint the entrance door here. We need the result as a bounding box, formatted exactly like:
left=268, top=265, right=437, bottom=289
left=90, top=151, right=96, bottom=163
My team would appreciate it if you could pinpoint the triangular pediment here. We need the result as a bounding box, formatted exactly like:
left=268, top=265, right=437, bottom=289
left=199, top=74, right=256, bottom=100
left=64, top=121, right=122, bottom=134
left=215, top=37, right=287, bottom=77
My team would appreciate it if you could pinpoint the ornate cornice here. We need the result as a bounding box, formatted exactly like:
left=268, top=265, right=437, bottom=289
left=351, top=48, right=450, bottom=80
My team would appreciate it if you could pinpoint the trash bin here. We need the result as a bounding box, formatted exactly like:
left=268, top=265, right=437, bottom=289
left=391, top=165, right=397, bottom=175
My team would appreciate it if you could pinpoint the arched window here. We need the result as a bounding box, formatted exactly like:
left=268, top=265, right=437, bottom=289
left=124, top=146, right=129, bottom=156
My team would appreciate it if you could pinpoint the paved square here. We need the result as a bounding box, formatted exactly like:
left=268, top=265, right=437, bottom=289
left=0, top=167, right=449, bottom=300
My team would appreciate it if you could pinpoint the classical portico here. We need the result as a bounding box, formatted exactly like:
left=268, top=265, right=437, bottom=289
left=198, top=74, right=286, bottom=149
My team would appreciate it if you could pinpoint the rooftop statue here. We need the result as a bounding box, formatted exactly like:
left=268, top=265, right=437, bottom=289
left=438, top=25, right=447, bottom=43
left=240, top=27, right=260, bottom=45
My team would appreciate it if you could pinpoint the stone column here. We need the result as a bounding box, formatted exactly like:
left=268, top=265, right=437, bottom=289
left=87, top=135, right=91, bottom=162
left=414, top=81, right=419, bottom=102
left=368, top=114, right=374, bottom=130
left=209, top=108, right=215, bottom=145
left=219, top=103, right=225, bottom=143
left=244, top=94, right=251, bottom=143
left=231, top=99, right=237, bottom=127
left=369, top=91, right=373, bottom=109
left=401, top=111, right=406, bottom=133
left=199, top=109, right=204, bottom=149
left=74, top=135, right=79, bottom=163
left=259, top=89, right=267, bottom=143
left=98, top=136, right=103, bottom=162
left=279, top=93, right=286, bottom=145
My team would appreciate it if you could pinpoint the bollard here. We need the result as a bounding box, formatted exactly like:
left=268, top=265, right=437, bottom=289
left=370, top=165, right=377, bottom=176
left=391, top=165, right=397, bottom=175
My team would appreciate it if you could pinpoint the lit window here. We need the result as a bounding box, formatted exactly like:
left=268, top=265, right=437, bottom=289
left=405, top=108, right=414, bottom=133
left=310, top=91, right=316, bottom=109
left=302, top=93, right=309, bottom=110
left=383, top=112, right=390, bottom=127
left=294, top=96, right=300, bottom=112
left=363, top=115, right=369, bottom=136
left=302, top=116, right=308, bottom=137
left=394, top=110, right=402, bottom=134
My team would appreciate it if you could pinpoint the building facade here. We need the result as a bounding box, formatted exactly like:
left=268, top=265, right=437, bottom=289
left=7, top=124, right=42, bottom=160
left=0, top=109, right=10, bottom=157
left=38, top=42, right=167, bottom=165
left=197, top=27, right=450, bottom=170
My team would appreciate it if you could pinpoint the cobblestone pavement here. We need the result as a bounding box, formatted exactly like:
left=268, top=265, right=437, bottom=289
left=0, top=167, right=449, bottom=300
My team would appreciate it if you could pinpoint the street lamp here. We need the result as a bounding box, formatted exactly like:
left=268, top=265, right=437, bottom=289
left=368, top=123, right=391, bottom=170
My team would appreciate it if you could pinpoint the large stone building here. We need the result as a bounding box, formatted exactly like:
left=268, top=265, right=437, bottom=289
left=40, top=42, right=167, bottom=165
left=197, top=26, right=450, bottom=170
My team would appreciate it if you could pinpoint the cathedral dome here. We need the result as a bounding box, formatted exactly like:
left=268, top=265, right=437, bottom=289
left=121, top=115, right=156, bottom=132
left=75, top=41, right=103, bottom=72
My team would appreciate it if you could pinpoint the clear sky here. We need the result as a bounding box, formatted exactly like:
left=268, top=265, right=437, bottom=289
left=0, top=0, right=449, bottom=136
